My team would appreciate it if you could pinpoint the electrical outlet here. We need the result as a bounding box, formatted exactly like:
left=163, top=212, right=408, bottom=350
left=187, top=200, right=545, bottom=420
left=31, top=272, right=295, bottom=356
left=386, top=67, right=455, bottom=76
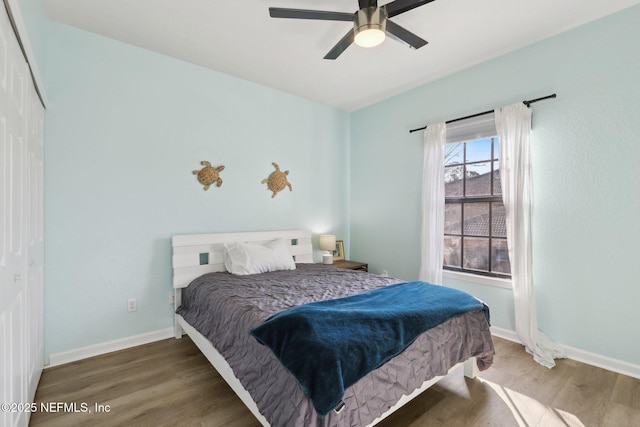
left=128, top=298, right=137, bottom=312
left=381, top=270, right=389, bottom=277
left=169, top=292, right=175, bottom=305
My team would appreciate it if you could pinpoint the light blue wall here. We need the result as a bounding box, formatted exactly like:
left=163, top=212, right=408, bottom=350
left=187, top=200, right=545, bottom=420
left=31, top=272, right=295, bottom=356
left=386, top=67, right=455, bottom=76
left=350, top=6, right=640, bottom=365
left=43, top=22, right=350, bottom=357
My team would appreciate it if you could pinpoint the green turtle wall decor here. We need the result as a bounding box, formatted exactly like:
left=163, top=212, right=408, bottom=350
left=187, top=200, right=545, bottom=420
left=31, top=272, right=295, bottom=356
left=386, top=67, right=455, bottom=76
left=193, top=161, right=225, bottom=190
left=262, top=162, right=292, bottom=198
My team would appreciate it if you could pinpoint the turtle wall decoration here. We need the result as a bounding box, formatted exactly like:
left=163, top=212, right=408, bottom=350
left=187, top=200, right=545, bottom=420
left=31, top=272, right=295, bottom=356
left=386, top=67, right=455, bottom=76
left=193, top=161, right=225, bottom=190
left=262, top=162, right=292, bottom=198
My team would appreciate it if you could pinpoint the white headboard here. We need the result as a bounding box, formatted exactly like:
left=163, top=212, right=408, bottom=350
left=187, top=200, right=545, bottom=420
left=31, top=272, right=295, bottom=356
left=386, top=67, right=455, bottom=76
left=171, top=229, right=314, bottom=289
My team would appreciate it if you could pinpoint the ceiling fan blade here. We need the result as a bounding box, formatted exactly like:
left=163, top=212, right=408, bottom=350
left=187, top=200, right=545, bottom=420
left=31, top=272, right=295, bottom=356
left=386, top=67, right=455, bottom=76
left=358, top=0, right=378, bottom=8
left=383, top=0, right=436, bottom=18
left=385, top=20, right=428, bottom=49
left=324, top=30, right=355, bottom=60
left=269, top=8, right=353, bottom=21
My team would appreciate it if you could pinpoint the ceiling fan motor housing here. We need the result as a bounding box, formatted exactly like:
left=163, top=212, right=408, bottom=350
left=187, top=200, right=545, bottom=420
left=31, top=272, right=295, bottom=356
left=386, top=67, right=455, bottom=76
left=354, top=7, right=388, bottom=47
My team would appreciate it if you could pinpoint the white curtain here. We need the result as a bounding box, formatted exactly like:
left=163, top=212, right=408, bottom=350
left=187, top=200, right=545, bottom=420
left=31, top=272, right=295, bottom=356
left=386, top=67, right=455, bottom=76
left=495, top=103, right=565, bottom=368
left=419, top=123, right=446, bottom=285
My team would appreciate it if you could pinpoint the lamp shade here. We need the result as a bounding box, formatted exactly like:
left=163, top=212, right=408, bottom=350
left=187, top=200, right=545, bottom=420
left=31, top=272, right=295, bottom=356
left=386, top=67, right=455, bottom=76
left=319, top=235, right=336, bottom=251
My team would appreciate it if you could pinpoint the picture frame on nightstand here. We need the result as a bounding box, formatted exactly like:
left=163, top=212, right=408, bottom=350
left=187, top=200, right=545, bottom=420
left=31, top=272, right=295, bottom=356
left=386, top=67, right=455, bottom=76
left=333, top=240, right=345, bottom=261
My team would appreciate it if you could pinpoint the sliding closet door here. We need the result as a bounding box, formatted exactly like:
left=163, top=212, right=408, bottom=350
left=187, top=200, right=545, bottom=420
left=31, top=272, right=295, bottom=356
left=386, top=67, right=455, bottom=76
left=26, top=80, right=44, bottom=406
left=0, top=4, right=44, bottom=427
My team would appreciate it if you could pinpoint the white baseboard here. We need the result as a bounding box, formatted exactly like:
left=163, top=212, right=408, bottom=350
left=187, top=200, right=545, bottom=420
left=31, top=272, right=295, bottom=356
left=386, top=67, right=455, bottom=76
left=47, top=328, right=174, bottom=368
left=490, top=326, right=521, bottom=343
left=491, top=326, right=640, bottom=380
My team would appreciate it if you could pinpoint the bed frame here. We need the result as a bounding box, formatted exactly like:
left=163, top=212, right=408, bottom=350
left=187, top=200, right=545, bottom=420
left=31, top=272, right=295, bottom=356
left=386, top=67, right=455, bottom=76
left=172, top=229, right=477, bottom=427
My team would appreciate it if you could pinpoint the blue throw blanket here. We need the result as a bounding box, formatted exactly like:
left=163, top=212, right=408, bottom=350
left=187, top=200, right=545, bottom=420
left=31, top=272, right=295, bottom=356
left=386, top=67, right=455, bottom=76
left=250, top=281, right=490, bottom=417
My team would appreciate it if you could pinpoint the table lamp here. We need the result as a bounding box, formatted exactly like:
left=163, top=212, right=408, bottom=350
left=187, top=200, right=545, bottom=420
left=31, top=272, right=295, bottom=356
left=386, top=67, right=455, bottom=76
left=319, top=235, right=336, bottom=265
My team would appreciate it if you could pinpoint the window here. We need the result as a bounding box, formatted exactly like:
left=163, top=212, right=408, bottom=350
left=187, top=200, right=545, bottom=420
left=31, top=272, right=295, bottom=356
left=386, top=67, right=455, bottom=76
left=443, top=137, right=511, bottom=278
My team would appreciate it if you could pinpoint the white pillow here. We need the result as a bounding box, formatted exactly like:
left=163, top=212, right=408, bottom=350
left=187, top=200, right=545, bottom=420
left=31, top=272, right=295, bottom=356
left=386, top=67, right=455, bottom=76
left=224, top=238, right=296, bottom=275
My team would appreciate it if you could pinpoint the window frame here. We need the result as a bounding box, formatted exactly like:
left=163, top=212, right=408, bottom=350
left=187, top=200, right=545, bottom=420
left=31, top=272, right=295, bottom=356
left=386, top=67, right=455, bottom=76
left=443, top=269, right=512, bottom=289
left=443, top=136, right=512, bottom=280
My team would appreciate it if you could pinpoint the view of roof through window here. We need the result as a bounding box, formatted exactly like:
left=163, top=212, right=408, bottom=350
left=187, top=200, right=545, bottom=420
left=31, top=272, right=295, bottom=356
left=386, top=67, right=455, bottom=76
left=444, top=138, right=510, bottom=277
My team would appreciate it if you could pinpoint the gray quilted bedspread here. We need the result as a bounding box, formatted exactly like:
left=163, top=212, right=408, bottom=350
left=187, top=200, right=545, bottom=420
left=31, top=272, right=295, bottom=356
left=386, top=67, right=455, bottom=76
left=176, top=264, right=494, bottom=427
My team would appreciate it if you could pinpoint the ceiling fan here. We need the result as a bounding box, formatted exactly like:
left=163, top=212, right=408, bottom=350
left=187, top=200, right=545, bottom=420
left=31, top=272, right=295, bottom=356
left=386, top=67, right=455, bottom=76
left=269, top=0, right=435, bottom=60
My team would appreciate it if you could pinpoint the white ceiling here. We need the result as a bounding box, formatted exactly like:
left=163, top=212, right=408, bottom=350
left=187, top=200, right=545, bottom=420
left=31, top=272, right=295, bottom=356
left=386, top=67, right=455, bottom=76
left=44, top=0, right=639, bottom=111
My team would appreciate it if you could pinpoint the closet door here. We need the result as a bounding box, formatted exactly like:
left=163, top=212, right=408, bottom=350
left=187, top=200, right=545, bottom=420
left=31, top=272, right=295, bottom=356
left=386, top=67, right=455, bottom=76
left=0, top=5, right=44, bottom=427
left=26, top=80, right=44, bottom=405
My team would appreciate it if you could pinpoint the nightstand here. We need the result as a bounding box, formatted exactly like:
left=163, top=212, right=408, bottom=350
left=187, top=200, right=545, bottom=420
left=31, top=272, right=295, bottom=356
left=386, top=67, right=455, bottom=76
left=328, top=260, right=368, bottom=272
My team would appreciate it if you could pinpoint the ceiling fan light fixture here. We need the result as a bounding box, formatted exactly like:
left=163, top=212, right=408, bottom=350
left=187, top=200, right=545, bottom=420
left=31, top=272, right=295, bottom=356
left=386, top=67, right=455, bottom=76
left=355, top=27, right=386, bottom=48
left=354, top=8, right=387, bottom=48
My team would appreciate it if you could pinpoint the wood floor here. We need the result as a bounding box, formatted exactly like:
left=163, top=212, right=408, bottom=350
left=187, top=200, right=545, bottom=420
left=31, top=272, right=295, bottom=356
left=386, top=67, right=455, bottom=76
left=30, top=337, right=640, bottom=427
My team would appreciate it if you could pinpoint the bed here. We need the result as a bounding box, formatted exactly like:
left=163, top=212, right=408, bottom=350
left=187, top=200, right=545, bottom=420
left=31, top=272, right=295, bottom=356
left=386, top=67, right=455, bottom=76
left=172, top=229, right=494, bottom=426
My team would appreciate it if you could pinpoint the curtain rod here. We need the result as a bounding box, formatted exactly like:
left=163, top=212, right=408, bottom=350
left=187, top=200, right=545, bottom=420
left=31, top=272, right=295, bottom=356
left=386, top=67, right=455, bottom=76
left=408, top=93, right=557, bottom=134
